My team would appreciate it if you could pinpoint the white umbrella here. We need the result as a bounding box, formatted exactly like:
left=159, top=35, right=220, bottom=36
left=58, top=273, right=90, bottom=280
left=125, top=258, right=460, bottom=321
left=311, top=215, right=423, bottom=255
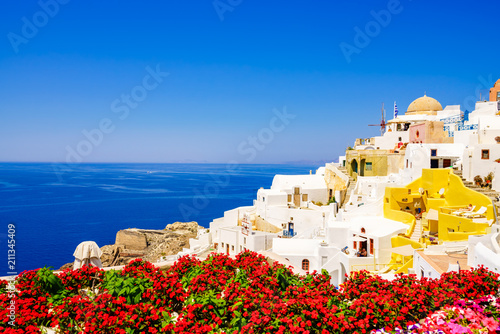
left=73, top=241, right=103, bottom=270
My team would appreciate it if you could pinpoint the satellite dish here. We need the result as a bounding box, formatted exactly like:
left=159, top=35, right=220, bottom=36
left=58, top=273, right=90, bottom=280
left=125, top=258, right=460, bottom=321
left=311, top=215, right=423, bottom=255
left=439, top=188, right=445, bottom=196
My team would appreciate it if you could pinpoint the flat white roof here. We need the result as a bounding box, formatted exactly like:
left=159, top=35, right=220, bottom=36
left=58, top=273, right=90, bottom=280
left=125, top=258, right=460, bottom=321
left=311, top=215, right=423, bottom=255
left=349, top=216, right=408, bottom=237
left=273, top=238, right=324, bottom=256
left=258, top=188, right=287, bottom=195
left=271, top=174, right=326, bottom=190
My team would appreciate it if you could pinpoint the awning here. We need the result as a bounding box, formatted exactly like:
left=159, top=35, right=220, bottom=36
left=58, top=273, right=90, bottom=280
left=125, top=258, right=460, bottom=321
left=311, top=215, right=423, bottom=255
left=426, top=209, right=439, bottom=221
left=350, top=236, right=367, bottom=242
left=387, top=245, right=416, bottom=256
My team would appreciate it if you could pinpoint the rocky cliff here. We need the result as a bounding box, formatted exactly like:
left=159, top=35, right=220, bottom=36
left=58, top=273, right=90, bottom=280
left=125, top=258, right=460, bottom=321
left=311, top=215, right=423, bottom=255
left=59, top=221, right=204, bottom=270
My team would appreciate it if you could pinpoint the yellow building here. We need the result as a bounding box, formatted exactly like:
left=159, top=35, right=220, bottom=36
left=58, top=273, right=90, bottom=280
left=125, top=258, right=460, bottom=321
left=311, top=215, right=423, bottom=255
left=346, top=95, right=449, bottom=180
left=383, top=169, right=495, bottom=273
left=346, top=149, right=405, bottom=180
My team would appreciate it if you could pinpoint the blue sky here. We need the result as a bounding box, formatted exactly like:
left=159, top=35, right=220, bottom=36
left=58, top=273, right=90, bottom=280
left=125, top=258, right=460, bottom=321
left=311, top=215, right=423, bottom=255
left=1, top=0, right=499, bottom=164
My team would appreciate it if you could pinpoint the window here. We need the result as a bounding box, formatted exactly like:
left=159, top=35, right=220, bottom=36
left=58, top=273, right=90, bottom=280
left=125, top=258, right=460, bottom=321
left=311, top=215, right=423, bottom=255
left=482, top=149, right=490, bottom=160
left=369, top=238, right=374, bottom=255
left=287, top=194, right=292, bottom=202
left=262, top=197, right=265, bottom=202
left=302, top=194, right=308, bottom=201
left=353, top=241, right=357, bottom=249
left=302, top=259, right=310, bottom=271
left=365, top=162, right=372, bottom=171
left=222, top=242, right=224, bottom=247
left=398, top=137, right=402, bottom=141
left=360, top=228, right=366, bottom=234
left=244, top=237, right=246, bottom=244
left=443, top=159, right=452, bottom=168
left=431, top=149, right=437, bottom=157
left=231, top=245, right=235, bottom=251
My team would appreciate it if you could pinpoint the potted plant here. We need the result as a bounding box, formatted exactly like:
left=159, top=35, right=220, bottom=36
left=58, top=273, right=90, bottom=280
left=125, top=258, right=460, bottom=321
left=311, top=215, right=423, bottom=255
left=474, top=175, right=483, bottom=187
left=485, top=172, right=494, bottom=189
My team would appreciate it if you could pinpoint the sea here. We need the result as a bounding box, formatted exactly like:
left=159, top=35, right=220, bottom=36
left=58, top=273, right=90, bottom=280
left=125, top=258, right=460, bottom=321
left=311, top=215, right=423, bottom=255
left=0, top=163, right=319, bottom=275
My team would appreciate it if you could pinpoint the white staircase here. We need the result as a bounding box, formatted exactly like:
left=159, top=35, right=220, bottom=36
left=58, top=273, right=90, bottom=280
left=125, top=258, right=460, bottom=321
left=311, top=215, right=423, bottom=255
left=410, top=219, right=422, bottom=242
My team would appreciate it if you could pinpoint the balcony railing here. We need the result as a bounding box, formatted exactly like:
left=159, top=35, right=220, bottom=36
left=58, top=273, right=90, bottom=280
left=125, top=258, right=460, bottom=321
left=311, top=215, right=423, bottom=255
left=282, top=230, right=297, bottom=238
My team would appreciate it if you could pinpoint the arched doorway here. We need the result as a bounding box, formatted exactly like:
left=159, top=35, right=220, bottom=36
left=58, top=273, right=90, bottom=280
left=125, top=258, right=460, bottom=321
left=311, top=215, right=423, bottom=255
left=351, top=159, right=358, bottom=174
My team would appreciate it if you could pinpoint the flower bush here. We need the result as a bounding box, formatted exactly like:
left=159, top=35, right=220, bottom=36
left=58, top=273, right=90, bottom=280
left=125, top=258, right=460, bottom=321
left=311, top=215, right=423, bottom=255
left=373, top=296, right=500, bottom=333
left=0, top=251, right=499, bottom=333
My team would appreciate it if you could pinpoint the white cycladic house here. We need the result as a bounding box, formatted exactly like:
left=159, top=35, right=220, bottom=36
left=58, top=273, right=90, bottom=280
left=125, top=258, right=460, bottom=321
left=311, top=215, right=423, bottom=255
left=371, top=128, right=410, bottom=150
left=454, top=101, right=500, bottom=190
left=216, top=225, right=277, bottom=256
left=272, top=215, right=409, bottom=286
left=209, top=169, right=332, bottom=256
left=271, top=174, right=328, bottom=206
left=403, top=143, right=465, bottom=181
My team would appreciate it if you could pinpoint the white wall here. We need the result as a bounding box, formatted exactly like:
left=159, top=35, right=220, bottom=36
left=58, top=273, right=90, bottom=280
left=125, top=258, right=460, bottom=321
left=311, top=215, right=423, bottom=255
left=372, top=131, right=410, bottom=150
left=468, top=101, right=499, bottom=124
left=218, top=227, right=240, bottom=255
left=462, top=144, right=500, bottom=190
left=263, top=205, right=329, bottom=234
left=326, top=224, right=350, bottom=248
left=471, top=243, right=500, bottom=274
left=271, top=175, right=328, bottom=204
left=454, top=129, right=478, bottom=146
left=478, top=116, right=500, bottom=144
left=404, top=143, right=465, bottom=181
left=188, top=231, right=212, bottom=252
left=272, top=238, right=339, bottom=273
left=256, top=189, right=287, bottom=217
left=240, top=232, right=277, bottom=253
left=413, top=251, right=441, bottom=279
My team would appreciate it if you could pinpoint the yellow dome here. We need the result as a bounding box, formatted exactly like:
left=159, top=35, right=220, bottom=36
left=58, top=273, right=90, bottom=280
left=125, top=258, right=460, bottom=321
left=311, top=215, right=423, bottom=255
left=407, top=95, right=443, bottom=115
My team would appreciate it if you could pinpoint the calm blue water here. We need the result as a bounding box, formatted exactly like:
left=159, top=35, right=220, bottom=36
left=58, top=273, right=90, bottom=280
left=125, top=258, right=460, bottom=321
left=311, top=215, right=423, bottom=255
left=0, top=163, right=318, bottom=274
